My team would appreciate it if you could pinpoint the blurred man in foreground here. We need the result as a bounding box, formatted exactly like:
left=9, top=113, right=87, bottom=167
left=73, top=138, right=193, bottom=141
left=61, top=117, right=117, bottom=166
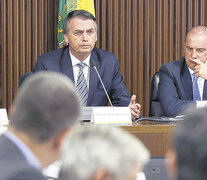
left=59, top=126, right=150, bottom=180
left=166, top=107, right=207, bottom=180
left=0, top=72, right=80, bottom=180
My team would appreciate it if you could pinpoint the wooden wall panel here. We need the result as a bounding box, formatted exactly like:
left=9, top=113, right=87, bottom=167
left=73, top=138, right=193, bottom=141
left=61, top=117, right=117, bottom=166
left=0, top=0, right=206, bottom=116
left=0, top=0, right=7, bottom=107
left=0, top=0, right=59, bottom=109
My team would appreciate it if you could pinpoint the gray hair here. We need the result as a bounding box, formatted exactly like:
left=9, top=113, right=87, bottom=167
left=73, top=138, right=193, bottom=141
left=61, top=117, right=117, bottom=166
left=9, top=72, right=80, bottom=142
left=63, top=10, right=97, bottom=36
left=59, top=126, right=150, bottom=180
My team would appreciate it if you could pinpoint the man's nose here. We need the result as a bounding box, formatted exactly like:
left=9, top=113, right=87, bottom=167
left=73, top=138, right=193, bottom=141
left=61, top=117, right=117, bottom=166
left=82, top=32, right=89, bottom=41
left=192, top=50, right=198, bottom=58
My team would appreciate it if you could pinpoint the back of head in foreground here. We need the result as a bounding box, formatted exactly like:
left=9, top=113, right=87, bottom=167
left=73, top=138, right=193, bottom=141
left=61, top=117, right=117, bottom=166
left=167, top=107, right=207, bottom=180
left=8, top=72, right=80, bottom=165
left=59, top=126, right=150, bottom=180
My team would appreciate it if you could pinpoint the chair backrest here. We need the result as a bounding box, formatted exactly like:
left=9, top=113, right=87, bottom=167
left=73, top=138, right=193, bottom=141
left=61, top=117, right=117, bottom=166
left=149, top=71, right=164, bottom=116
left=18, top=72, right=33, bottom=88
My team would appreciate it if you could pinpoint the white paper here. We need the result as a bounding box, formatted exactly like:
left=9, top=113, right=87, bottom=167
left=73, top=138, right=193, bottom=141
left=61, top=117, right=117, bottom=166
left=91, top=107, right=132, bottom=125
left=0, top=109, right=9, bottom=126
left=43, top=161, right=61, bottom=179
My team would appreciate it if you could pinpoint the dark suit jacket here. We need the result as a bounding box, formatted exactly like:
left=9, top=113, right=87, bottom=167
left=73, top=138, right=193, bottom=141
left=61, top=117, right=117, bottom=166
left=34, top=46, right=130, bottom=106
left=158, top=56, right=207, bottom=116
left=0, top=134, right=46, bottom=180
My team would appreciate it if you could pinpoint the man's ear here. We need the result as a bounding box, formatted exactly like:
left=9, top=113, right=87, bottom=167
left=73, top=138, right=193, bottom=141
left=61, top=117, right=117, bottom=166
left=64, top=34, right=69, bottom=44
left=8, top=103, right=15, bottom=117
left=53, top=128, right=71, bottom=150
left=166, top=149, right=177, bottom=178
left=92, top=169, right=112, bottom=180
left=184, top=42, right=186, bottom=53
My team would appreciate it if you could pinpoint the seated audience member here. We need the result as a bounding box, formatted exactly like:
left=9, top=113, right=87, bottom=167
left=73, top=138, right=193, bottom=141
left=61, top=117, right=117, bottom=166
left=166, top=107, right=207, bottom=180
left=159, top=25, right=207, bottom=116
left=34, top=9, right=141, bottom=120
left=58, top=126, right=150, bottom=180
left=0, top=72, right=80, bottom=180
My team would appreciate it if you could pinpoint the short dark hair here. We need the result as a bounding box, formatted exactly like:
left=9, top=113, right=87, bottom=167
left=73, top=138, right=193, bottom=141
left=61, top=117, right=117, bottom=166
left=9, top=72, right=80, bottom=142
left=173, top=107, right=207, bottom=180
left=63, top=10, right=96, bottom=35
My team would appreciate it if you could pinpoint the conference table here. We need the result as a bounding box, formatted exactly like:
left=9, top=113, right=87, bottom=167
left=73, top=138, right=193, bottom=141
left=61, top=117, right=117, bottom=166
left=81, top=120, right=176, bottom=157
left=122, top=120, right=176, bottom=156
left=0, top=118, right=176, bottom=157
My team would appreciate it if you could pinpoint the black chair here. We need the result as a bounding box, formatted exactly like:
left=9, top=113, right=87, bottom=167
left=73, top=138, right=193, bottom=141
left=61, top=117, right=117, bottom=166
left=144, top=157, right=173, bottom=180
left=18, top=72, right=33, bottom=88
left=149, top=71, right=164, bottom=116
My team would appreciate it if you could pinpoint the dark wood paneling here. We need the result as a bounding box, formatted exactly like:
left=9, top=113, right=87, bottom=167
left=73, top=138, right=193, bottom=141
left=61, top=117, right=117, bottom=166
left=0, top=0, right=59, bottom=109
left=0, top=0, right=206, bottom=116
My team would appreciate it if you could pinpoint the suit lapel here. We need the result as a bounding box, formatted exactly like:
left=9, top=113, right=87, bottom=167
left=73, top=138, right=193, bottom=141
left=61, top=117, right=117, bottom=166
left=203, top=80, right=207, bottom=100
left=59, top=46, right=74, bottom=83
left=87, top=50, right=100, bottom=105
left=181, top=61, right=193, bottom=100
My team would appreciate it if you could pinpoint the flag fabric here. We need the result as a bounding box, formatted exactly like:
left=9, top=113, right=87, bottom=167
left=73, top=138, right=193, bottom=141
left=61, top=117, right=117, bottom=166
left=57, top=0, right=69, bottom=48
left=66, top=0, right=95, bottom=17
left=57, top=0, right=96, bottom=48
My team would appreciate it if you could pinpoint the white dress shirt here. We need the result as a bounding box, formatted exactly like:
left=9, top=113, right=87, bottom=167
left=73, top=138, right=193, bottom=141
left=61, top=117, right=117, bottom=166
left=188, top=68, right=207, bottom=108
left=70, top=52, right=90, bottom=88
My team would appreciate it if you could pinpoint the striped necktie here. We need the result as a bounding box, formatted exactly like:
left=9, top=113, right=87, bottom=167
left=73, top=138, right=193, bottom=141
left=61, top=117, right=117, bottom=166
left=76, top=62, right=88, bottom=106
left=193, top=73, right=201, bottom=101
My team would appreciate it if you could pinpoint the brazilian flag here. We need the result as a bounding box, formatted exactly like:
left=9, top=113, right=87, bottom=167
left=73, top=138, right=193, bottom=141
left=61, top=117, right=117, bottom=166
left=57, top=0, right=68, bottom=48
left=57, top=0, right=95, bottom=48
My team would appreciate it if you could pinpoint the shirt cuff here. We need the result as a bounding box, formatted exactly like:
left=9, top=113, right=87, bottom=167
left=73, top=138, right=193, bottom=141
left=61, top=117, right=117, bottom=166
left=197, top=101, right=207, bottom=108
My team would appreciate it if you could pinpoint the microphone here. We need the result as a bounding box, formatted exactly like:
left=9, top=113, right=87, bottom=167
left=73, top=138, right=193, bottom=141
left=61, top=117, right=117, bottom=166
left=91, top=61, right=113, bottom=106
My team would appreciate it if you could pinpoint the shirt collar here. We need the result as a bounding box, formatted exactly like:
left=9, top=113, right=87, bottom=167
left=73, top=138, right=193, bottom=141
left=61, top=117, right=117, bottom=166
left=188, top=67, right=205, bottom=80
left=70, top=52, right=91, bottom=67
left=4, top=131, right=42, bottom=170
left=188, top=67, right=194, bottom=76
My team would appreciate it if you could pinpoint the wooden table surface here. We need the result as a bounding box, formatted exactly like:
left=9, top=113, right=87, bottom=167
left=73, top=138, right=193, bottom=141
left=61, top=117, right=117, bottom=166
left=122, top=121, right=176, bottom=156
left=79, top=120, right=176, bottom=157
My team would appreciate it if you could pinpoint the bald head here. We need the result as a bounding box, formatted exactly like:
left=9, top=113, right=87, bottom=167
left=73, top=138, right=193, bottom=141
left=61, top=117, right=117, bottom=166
left=186, top=25, right=207, bottom=41
left=184, top=25, right=207, bottom=70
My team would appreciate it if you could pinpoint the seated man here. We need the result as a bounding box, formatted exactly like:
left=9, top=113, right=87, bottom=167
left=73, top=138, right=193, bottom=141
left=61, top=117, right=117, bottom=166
left=34, top=10, right=140, bottom=120
left=58, top=126, right=150, bottom=180
left=166, top=107, right=207, bottom=180
left=0, top=72, right=80, bottom=180
left=159, top=25, right=207, bottom=116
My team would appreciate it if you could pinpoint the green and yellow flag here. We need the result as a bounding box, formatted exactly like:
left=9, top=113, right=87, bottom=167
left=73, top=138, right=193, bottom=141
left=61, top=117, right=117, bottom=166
left=57, top=0, right=95, bottom=48
left=57, top=0, right=68, bottom=48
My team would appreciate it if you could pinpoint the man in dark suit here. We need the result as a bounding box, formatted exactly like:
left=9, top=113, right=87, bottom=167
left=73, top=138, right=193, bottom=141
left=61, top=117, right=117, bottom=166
left=158, top=26, right=207, bottom=116
left=0, top=72, right=80, bottom=180
left=34, top=10, right=140, bottom=120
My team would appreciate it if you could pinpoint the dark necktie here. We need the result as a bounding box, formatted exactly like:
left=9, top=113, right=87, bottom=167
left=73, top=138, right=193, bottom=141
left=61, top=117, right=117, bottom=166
left=76, top=62, right=88, bottom=106
left=193, top=73, right=201, bottom=101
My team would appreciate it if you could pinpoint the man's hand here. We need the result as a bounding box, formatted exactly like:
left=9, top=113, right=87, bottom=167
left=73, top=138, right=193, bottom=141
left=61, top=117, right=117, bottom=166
left=128, top=95, right=141, bottom=121
left=193, top=59, right=207, bottom=79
